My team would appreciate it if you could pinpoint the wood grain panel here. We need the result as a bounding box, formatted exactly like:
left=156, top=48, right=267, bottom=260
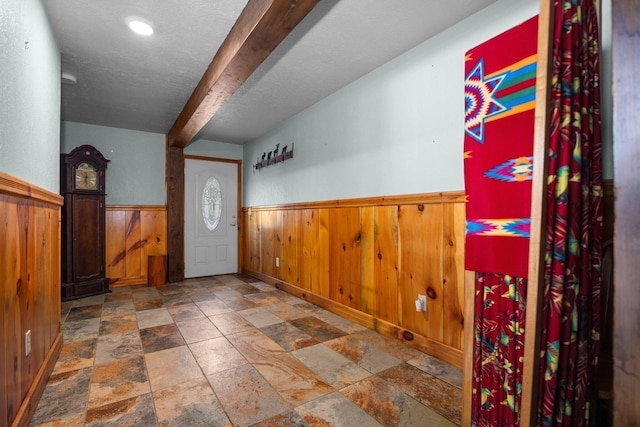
left=105, top=210, right=126, bottom=279
left=259, top=210, right=280, bottom=278
left=1, top=173, right=62, bottom=427
left=32, top=205, right=50, bottom=363
left=124, top=210, right=142, bottom=279
left=140, top=209, right=168, bottom=275
left=374, top=205, right=400, bottom=324
left=359, top=207, right=375, bottom=315
left=299, top=209, right=318, bottom=293
left=329, top=207, right=362, bottom=309
left=398, top=203, right=443, bottom=341
left=166, top=145, right=184, bottom=283
left=249, top=191, right=466, bottom=211
left=47, top=207, right=61, bottom=348
left=24, top=204, right=40, bottom=392
left=442, top=202, right=465, bottom=348
left=318, top=209, right=330, bottom=298
left=521, top=1, right=554, bottom=421
left=612, top=0, right=640, bottom=424
left=1, top=195, right=10, bottom=424
left=244, top=209, right=261, bottom=272
left=241, top=192, right=465, bottom=367
left=105, top=206, right=167, bottom=286
left=4, top=199, right=25, bottom=423
left=281, top=210, right=299, bottom=286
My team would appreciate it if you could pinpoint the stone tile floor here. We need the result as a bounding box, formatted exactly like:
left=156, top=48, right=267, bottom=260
left=31, top=274, right=462, bottom=426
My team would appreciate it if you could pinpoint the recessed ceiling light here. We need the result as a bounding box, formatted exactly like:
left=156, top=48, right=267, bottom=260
left=126, top=17, right=154, bottom=36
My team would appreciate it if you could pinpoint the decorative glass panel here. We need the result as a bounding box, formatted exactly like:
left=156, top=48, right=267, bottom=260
left=202, top=177, right=222, bottom=231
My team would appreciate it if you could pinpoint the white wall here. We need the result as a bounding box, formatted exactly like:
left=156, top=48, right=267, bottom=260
left=60, top=122, right=243, bottom=205
left=243, top=0, right=614, bottom=207
left=61, top=122, right=166, bottom=205
left=0, top=0, right=60, bottom=192
left=185, top=139, right=243, bottom=161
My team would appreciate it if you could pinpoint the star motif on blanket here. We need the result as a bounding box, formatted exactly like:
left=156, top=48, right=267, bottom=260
left=465, top=59, right=508, bottom=143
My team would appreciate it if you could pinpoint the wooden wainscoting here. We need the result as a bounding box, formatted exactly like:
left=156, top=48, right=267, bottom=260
left=0, top=172, right=63, bottom=427
left=241, top=191, right=466, bottom=368
left=106, top=206, right=167, bottom=287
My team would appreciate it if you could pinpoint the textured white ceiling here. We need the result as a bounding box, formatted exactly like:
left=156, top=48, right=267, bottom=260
left=43, top=0, right=497, bottom=145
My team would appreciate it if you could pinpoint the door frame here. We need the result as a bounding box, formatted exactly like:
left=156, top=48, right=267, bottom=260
left=184, top=154, right=243, bottom=275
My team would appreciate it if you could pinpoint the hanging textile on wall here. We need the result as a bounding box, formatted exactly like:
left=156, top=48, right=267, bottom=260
left=536, top=0, right=603, bottom=425
left=464, top=15, right=538, bottom=427
left=464, top=15, right=538, bottom=278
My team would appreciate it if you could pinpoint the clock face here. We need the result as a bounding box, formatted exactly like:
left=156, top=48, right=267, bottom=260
left=75, top=162, right=98, bottom=190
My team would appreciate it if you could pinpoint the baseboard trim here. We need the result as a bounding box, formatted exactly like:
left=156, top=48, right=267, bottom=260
left=244, top=269, right=463, bottom=369
left=109, top=277, right=147, bottom=287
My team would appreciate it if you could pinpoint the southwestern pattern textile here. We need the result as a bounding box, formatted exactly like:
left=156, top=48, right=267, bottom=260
left=464, top=16, right=538, bottom=278
left=464, top=16, right=538, bottom=427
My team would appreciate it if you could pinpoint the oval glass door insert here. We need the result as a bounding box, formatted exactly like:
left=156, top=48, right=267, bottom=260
left=202, top=177, right=222, bottom=231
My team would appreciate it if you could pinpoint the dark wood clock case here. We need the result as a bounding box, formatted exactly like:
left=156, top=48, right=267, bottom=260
left=61, top=145, right=111, bottom=301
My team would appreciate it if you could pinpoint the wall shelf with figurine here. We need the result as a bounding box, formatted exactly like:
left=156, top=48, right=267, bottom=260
left=254, top=143, right=294, bottom=170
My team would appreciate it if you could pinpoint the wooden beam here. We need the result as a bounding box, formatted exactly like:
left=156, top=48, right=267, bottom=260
left=612, top=0, right=640, bottom=424
left=167, top=0, right=321, bottom=148
left=166, top=142, right=185, bottom=282
left=521, top=0, right=554, bottom=425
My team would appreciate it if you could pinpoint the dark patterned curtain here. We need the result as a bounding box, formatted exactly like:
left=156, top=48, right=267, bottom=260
left=472, top=273, right=527, bottom=426
left=537, top=0, right=603, bottom=425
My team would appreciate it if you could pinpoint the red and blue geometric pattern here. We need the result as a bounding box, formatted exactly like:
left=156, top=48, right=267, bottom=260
left=485, top=156, right=534, bottom=182
left=465, top=16, right=539, bottom=427
left=466, top=218, right=531, bottom=238
left=464, top=15, right=538, bottom=279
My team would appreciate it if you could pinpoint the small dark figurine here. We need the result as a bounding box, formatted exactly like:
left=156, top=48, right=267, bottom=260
left=273, top=143, right=280, bottom=156
left=281, top=145, right=287, bottom=154
left=267, top=151, right=272, bottom=160
left=261, top=152, right=266, bottom=161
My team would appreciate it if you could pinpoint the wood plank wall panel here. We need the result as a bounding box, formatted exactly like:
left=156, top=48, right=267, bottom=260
left=359, top=207, right=375, bottom=315
left=442, top=202, right=465, bottom=349
left=317, top=209, right=330, bottom=298
left=0, top=199, right=5, bottom=425
left=105, top=206, right=167, bottom=286
left=259, top=210, right=280, bottom=279
left=299, top=209, right=319, bottom=294
left=374, top=206, right=400, bottom=324
left=106, top=211, right=126, bottom=279
left=281, top=210, right=299, bottom=286
left=125, top=211, right=142, bottom=280
left=329, top=207, right=362, bottom=309
left=3, top=197, right=24, bottom=423
left=244, top=209, right=261, bottom=273
left=613, top=0, right=639, bottom=423
left=398, top=203, right=443, bottom=340
left=241, top=191, right=466, bottom=366
left=0, top=172, right=62, bottom=426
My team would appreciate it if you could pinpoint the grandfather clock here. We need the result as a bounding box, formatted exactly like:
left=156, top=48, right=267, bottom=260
left=61, top=145, right=110, bottom=301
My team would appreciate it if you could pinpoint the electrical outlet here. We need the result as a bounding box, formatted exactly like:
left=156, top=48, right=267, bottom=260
left=418, top=295, right=427, bottom=312
left=25, top=330, right=32, bottom=356
left=275, top=257, right=280, bottom=267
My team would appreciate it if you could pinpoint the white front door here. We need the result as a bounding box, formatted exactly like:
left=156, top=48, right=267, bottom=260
left=184, top=158, right=238, bottom=278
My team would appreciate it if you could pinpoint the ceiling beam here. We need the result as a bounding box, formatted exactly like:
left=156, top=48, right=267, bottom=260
left=167, top=0, right=321, bottom=147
